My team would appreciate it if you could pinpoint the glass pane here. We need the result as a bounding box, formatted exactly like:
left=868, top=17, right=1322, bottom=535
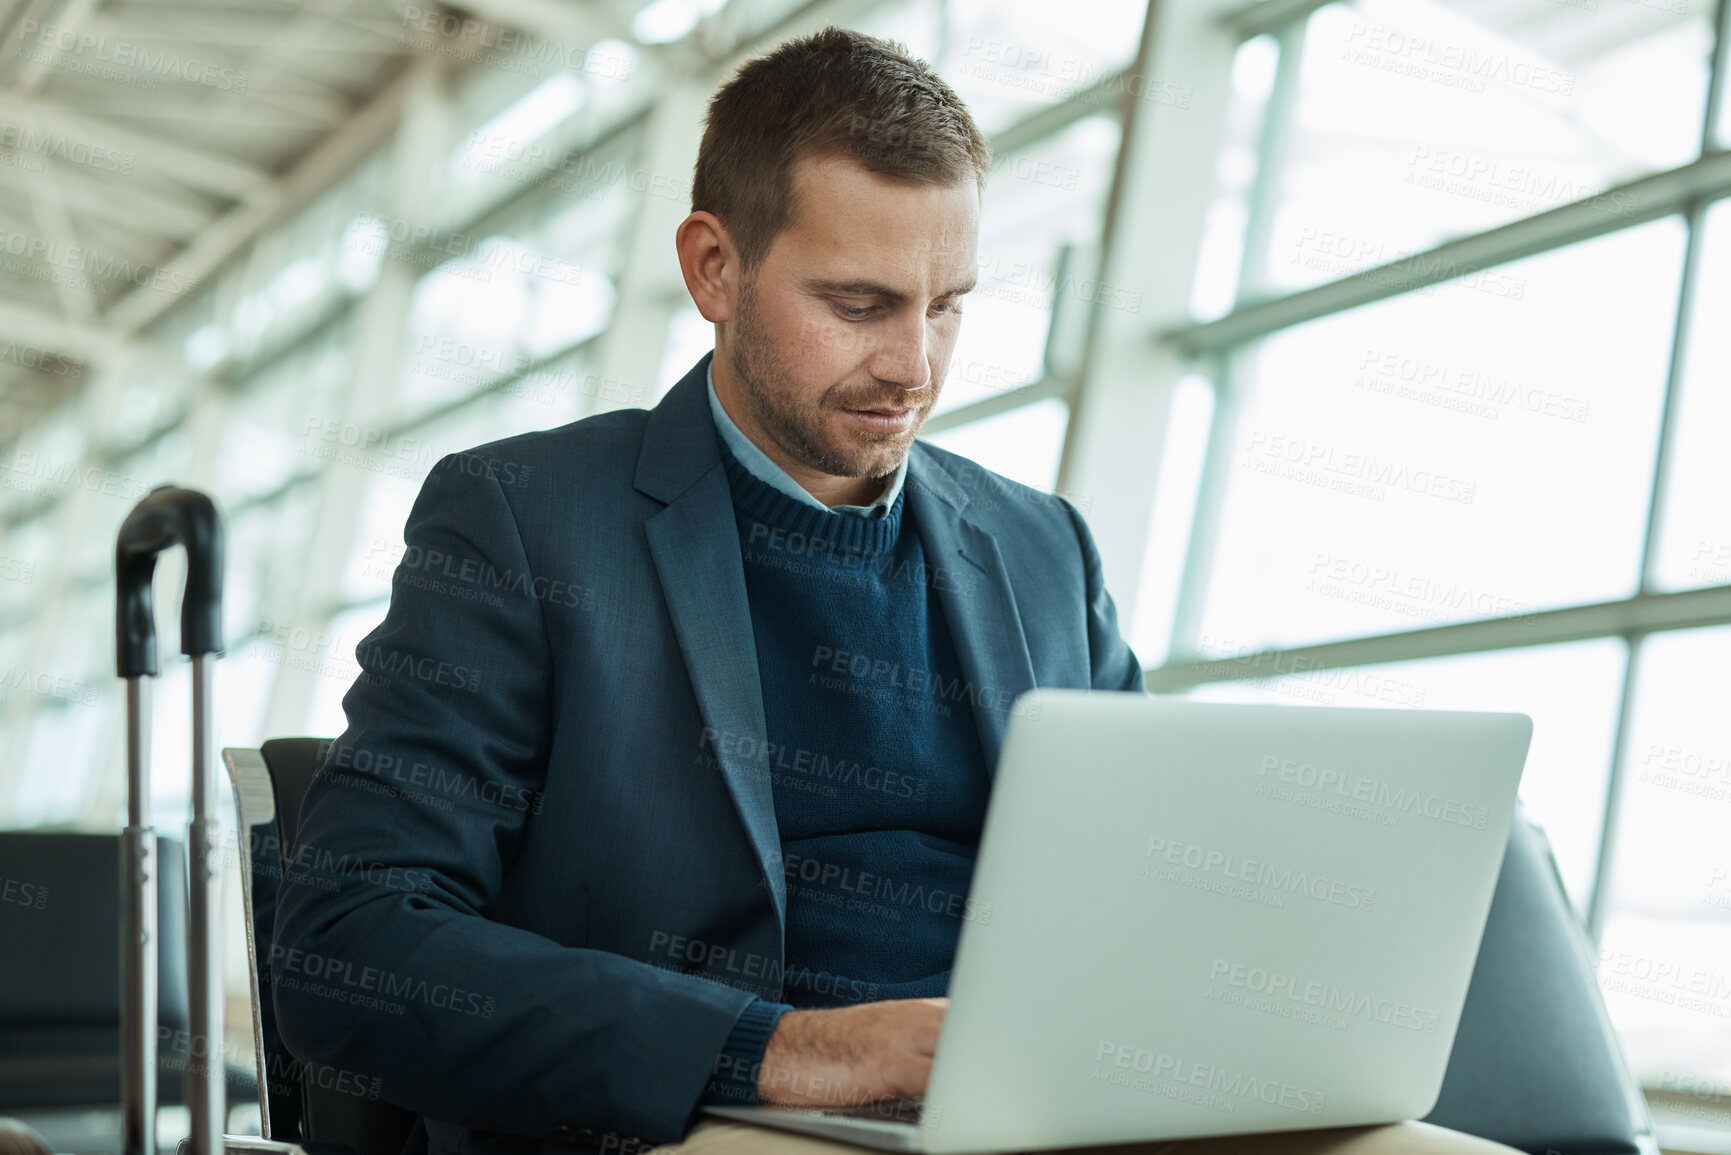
left=1132, top=375, right=1216, bottom=665
left=1186, top=638, right=1625, bottom=910
left=1259, top=0, right=1712, bottom=294
left=934, top=0, right=1150, bottom=136
left=1190, top=35, right=1280, bottom=321
left=306, top=603, right=392, bottom=741
left=858, top=0, right=1150, bottom=137
left=921, top=397, right=1068, bottom=494
left=940, top=116, right=1121, bottom=416
left=1197, top=219, right=1685, bottom=653
left=1652, top=196, right=1731, bottom=591
left=1598, top=626, right=1731, bottom=1091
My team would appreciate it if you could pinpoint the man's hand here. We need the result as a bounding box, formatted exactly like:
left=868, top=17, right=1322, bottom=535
left=757, top=998, right=948, bottom=1106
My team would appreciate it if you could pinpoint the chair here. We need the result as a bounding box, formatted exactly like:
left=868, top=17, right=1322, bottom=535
left=0, top=832, right=257, bottom=1113
left=224, top=740, right=418, bottom=1155
left=1422, top=817, right=1657, bottom=1154
left=229, top=742, right=1656, bottom=1155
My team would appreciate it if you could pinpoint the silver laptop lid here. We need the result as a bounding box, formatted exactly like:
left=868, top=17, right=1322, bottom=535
left=920, top=691, right=1531, bottom=1154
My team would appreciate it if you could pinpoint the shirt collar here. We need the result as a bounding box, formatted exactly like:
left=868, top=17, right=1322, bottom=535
left=706, top=359, right=906, bottom=520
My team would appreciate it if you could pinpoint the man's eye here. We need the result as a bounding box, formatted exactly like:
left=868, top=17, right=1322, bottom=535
left=835, top=303, right=875, bottom=319
left=930, top=300, right=962, bottom=317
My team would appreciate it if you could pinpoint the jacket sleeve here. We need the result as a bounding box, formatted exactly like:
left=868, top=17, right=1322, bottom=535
left=1062, top=498, right=1146, bottom=693
left=271, top=452, right=754, bottom=1144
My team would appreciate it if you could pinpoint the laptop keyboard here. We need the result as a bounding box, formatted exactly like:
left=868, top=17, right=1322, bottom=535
left=815, top=1099, right=923, bottom=1125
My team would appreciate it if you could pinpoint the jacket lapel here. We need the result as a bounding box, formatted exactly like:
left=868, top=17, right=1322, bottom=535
left=906, top=449, right=1038, bottom=774
left=638, top=356, right=785, bottom=925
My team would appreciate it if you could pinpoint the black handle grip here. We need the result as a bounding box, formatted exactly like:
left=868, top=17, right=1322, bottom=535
left=115, top=485, right=224, bottom=678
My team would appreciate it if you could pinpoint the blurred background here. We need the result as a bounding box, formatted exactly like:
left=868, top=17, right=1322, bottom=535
left=0, top=0, right=1727, bottom=1146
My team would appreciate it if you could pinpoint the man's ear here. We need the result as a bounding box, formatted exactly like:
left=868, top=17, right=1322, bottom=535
left=676, top=211, right=738, bottom=323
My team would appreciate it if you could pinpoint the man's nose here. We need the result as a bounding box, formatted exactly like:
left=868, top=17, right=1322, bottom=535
left=868, top=311, right=933, bottom=393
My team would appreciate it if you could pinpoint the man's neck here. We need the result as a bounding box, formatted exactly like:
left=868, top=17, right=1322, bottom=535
left=711, top=360, right=889, bottom=508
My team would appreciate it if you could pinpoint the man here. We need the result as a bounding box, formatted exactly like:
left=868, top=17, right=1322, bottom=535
left=274, top=27, right=1516, bottom=1155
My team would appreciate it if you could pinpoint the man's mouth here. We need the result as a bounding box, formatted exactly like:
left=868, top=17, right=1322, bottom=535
left=841, top=406, right=916, bottom=434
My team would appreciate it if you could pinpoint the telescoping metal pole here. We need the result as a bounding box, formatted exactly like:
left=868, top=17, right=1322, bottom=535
left=117, top=486, right=226, bottom=1155
left=121, top=676, right=157, bottom=1155
left=187, top=652, right=223, bottom=1155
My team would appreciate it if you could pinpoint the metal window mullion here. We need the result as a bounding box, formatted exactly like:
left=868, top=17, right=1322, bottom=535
left=1703, top=0, right=1731, bottom=151
left=1142, top=582, right=1731, bottom=691
left=1586, top=637, right=1645, bottom=943
left=1166, top=153, right=1731, bottom=358
left=1235, top=17, right=1308, bottom=303
left=1585, top=186, right=1714, bottom=941
left=1162, top=11, right=1308, bottom=661
left=1162, top=350, right=1237, bottom=660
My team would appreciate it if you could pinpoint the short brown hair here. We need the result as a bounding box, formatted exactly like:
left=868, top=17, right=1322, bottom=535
left=692, top=27, right=990, bottom=268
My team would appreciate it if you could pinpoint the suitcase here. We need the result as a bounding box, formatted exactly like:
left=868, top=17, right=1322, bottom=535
left=119, top=486, right=350, bottom=1155
left=115, top=486, right=226, bottom=1155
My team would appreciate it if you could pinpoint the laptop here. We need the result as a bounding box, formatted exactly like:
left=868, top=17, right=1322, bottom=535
left=705, top=690, right=1533, bottom=1153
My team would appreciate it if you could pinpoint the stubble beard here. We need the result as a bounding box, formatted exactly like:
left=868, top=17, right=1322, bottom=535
left=728, top=278, right=934, bottom=480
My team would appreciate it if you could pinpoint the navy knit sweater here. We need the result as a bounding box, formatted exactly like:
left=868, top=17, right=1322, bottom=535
left=702, top=444, right=993, bottom=1104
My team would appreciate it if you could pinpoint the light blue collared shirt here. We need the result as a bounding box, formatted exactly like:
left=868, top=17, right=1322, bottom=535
left=706, top=361, right=907, bottom=519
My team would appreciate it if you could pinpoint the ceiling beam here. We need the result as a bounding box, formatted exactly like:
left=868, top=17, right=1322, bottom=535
left=0, top=93, right=271, bottom=197
left=104, top=58, right=416, bottom=336
left=0, top=298, right=185, bottom=375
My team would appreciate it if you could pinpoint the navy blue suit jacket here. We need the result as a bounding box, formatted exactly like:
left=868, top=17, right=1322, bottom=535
left=273, top=354, right=1144, bottom=1153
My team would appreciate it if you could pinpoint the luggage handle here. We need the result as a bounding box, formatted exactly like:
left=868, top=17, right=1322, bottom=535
left=116, top=485, right=224, bottom=678
left=115, top=484, right=226, bottom=1155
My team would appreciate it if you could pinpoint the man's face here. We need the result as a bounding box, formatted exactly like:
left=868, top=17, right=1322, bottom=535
left=724, top=153, right=980, bottom=481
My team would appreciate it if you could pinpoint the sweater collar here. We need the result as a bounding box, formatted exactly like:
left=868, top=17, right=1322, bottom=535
left=719, top=438, right=905, bottom=558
